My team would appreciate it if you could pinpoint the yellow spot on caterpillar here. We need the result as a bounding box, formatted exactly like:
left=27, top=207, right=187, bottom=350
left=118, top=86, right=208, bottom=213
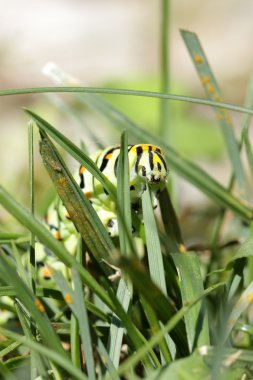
left=64, top=293, right=73, bottom=305
left=194, top=54, right=203, bottom=64
left=105, top=153, right=113, bottom=160
left=42, top=266, right=53, bottom=279
left=201, top=76, right=210, bottom=85
left=179, top=244, right=187, bottom=253
left=247, top=293, right=253, bottom=303
left=55, top=231, right=61, bottom=240
left=138, top=144, right=162, bottom=153
left=66, top=211, right=71, bottom=220
left=79, top=166, right=86, bottom=174
left=206, top=84, right=215, bottom=94
left=141, top=144, right=151, bottom=151
left=35, top=298, right=45, bottom=313
left=85, top=192, right=92, bottom=199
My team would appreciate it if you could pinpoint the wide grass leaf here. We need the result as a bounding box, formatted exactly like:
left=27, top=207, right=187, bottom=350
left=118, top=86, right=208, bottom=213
left=172, top=252, right=210, bottom=352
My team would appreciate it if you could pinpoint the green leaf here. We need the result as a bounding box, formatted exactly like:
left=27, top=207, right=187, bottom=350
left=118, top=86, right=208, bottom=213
left=181, top=30, right=246, bottom=190
left=115, top=282, right=224, bottom=378
left=0, top=252, right=68, bottom=359
left=24, top=108, right=116, bottom=199
left=0, top=86, right=251, bottom=116
left=39, top=129, right=115, bottom=267
left=159, top=188, right=185, bottom=253
left=107, top=279, right=131, bottom=368
left=0, top=327, right=88, bottom=380
left=172, top=252, right=210, bottom=352
left=141, top=185, right=167, bottom=295
left=117, top=130, right=133, bottom=257
left=225, top=280, right=253, bottom=341
left=227, top=235, right=253, bottom=266
left=53, top=269, right=96, bottom=380
left=0, top=185, right=115, bottom=310
left=118, top=256, right=188, bottom=356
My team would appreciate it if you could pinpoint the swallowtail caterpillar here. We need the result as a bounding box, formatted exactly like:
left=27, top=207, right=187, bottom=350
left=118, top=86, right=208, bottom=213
left=47, top=144, right=168, bottom=243
left=37, top=144, right=168, bottom=284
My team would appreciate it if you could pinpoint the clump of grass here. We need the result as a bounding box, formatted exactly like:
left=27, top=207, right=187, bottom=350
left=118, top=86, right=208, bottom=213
left=1, top=6, right=253, bottom=380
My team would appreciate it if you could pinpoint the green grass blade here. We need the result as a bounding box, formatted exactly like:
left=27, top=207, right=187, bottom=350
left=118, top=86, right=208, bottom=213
left=0, top=86, right=252, bottom=116
left=241, top=67, right=253, bottom=181
left=0, top=327, right=87, bottom=380
left=0, top=185, right=115, bottom=310
left=172, top=252, right=210, bottom=352
left=140, top=297, right=172, bottom=364
left=159, top=188, right=185, bottom=253
left=118, top=256, right=188, bottom=356
left=107, top=278, right=131, bottom=368
left=96, top=338, right=120, bottom=380
left=117, top=130, right=133, bottom=257
left=14, top=301, right=48, bottom=378
left=181, top=30, right=246, bottom=190
left=24, top=108, right=116, bottom=199
left=0, top=190, right=156, bottom=367
left=141, top=185, right=167, bottom=295
left=225, top=280, right=253, bottom=341
left=0, top=252, right=68, bottom=359
left=53, top=269, right=96, bottom=380
left=113, top=282, right=224, bottom=379
left=159, top=0, right=170, bottom=138
left=227, top=235, right=253, bottom=264
left=0, top=341, right=21, bottom=359
left=0, top=360, right=17, bottom=380
left=141, top=187, right=176, bottom=360
left=39, top=129, right=114, bottom=266
left=28, top=121, right=36, bottom=295
left=72, top=270, right=96, bottom=380
left=199, top=346, right=253, bottom=375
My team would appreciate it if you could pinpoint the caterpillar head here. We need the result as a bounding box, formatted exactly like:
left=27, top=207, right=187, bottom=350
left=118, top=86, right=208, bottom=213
left=135, top=145, right=168, bottom=187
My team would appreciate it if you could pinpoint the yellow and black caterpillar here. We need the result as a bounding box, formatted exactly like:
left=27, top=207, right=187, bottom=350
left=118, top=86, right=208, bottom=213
left=35, top=144, right=168, bottom=284
left=47, top=144, right=168, bottom=242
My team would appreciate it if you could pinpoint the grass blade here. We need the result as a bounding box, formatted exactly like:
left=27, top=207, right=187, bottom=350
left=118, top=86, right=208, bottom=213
left=53, top=269, right=96, bottom=380
left=0, top=185, right=115, bottom=310
left=118, top=256, right=188, bottom=356
left=114, top=282, right=224, bottom=379
left=141, top=185, right=167, bottom=295
left=241, top=67, right=253, bottom=181
left=107, top=279, right=131, bottom=368
left=159, top=188, right=185, bottom=253
left=117, top=130, right=133, bottom=257
left=181, top=30, right=246, bottom=190
left=172, top=252, right=210, bottom=352
left=159, top=0, right=170, bottom=138
left=0, top=327, right=87, bottom=380
left=225, top=280, right=253, bottom=341
left=0, top=251, right=68, bottom=359
left=24, top=108, right=116, bottom=200
left=0, top=86, right=251, bottom=116
left=39, top=129, right=114, bottom=266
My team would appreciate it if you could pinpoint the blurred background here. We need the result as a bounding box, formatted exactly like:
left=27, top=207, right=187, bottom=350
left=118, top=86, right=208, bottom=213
left=1, top=0, right=253, bottom=244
